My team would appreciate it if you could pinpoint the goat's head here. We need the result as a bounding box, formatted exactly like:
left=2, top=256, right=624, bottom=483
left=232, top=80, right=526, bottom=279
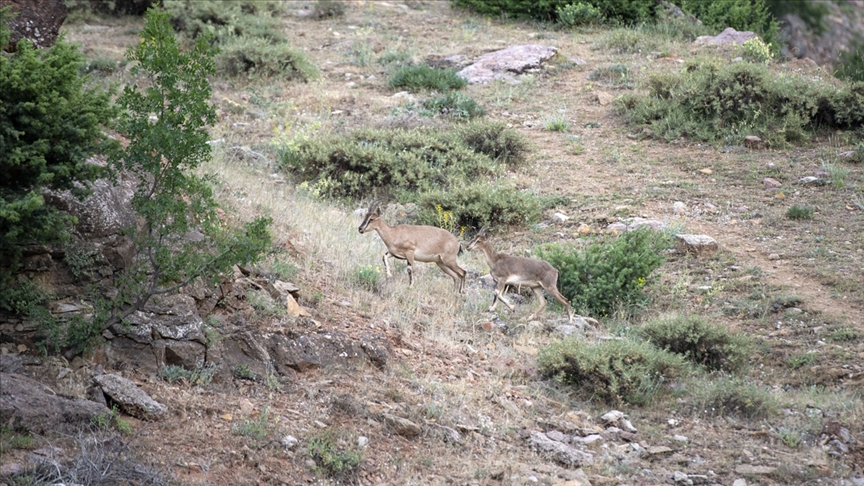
left=358, top=200, right=381, bottom=233
left=466, top=226, right=488, bottom=251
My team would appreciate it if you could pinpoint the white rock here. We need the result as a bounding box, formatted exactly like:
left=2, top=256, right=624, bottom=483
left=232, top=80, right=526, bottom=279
left=281, top=435, right=299, bottom=449
left=732, top=479, right=747, bottom=486
left=668, top=418, right=680, bottom=427
left=672, top=201, right=687, bottom=216
left=601, top=410, right=625, bottom=424
left=673, top=434, right=688, bottom=443
left=552, top=212, right=570, bottom=223
left=358, top=436, right=369, bottom=448
left=620, top=418, right=637, bottom=433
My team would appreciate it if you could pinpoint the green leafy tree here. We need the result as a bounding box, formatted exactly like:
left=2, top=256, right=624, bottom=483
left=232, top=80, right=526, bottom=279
left=58, top=8, right=271, bottom=356
left=0, top=6, right=116, bottom=303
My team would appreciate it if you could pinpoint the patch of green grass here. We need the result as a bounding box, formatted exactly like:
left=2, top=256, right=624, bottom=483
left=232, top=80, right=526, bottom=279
left=777, top=426, right=804, bottom=448
left=596, top=28, right=654, bottom=54
left=0, top=426, right=36, bottom=453
left=785, top=205, right=813, bottom=220
left=233, top=363, right=257, bottom=381
left=352, top=265, right=381, bottom=291
left=389, top=65, right=467, bottom=92
left=307, top=429, right=363, bottom=478
left=829, top=327, right=859, bottom=342
left=218, top=36, right=317, bottom=80
left=821, top=160, right=850, bottom=189
left=544, top=116, right=570, bottom=132
left=588, top=64, right=631, bottom=86
left=420, top=91, right=486, bottom=119
left=787, top=352, right=816, bottom=370
left=91, top=405, right=132, bottom=435
left=247, top=289, right=286, bottom=318
left=157, top=361, right=218, bottom=386
left=233, top=406, right=274, bottom=440
left=539, top=337, right=689, bottom=406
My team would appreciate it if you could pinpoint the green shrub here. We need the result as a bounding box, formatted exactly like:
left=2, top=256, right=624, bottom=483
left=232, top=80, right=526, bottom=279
left=247, top=290, right=286, bottom=317
left=455, top=120, right=529, bottom=165
left=307, top=429, right=363, bottom=478
left=233, top=406, right=274, bottom=440
left=421, top=91, right=486, bottom=119
left=539, top=337, right=689, bottom=405
left=618, top=59, right=864, bottom=146
left=740, top=38, right=774, bottom=64
left=389, top=65, right=468, bottom=92
left=536, top=229, right=669, bottom=317
left=1, top=6, right=117, bottom=285
left=377, top=50, right=413, bottom=68
left=785, top=205, right=813, bottom=220
left=787, top=352, right=816, bottom=370
left=279, top=122, right=526, bottom=201
left=639, top=314, right=751, bottom=372
left=233, top=363, right=257, bottom=380
left=163, top=0, right=312, bottom=80
left=92, top=405, right=133, bottom=434
left=835, top=47, right=864, bottom=83
left=218, top=35, right=317, bottom=80
left=690, top=378, right=777, bottom=418
left=557, top=2, right=604, bottom=27
left=829, top=327, right=859, bottom=342
left=679, top=0, right=780, bottom=50
left=417, top=183, right=542, bottom=230
left=313, top=0, right=346, bottom=18
left=352, top=265, right=382, bottom=291
left=158, top=361, right=217, bottom=385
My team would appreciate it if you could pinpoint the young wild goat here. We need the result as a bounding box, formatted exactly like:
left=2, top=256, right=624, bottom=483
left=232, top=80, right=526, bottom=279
left=358, top=200, right=466, bottom=292
left=467, top=226, right=575, bottom=322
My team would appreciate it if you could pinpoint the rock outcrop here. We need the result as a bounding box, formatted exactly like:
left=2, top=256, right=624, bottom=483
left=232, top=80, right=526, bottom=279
left=457, top=45, right=558, bottom=84
left=93, top=373, right=167, bottom=419
left=0, top=372, right=108, bottom=434
left=0, top=0, right=67, bottom=51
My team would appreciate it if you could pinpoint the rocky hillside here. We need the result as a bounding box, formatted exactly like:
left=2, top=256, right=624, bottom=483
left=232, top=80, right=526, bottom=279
left=2, top=2, right=864, bottom=486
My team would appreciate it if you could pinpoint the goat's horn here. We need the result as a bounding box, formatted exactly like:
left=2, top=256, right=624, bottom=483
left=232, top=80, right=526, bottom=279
left=367, top=199, right=380, bottom=213
left=477, top=225, right=488, bottom=236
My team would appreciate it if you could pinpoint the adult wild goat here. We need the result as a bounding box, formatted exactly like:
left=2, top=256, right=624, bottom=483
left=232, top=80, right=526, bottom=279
left=358, top=200, right=466, bottom=292
left=467, top=226, right=575, bottom=322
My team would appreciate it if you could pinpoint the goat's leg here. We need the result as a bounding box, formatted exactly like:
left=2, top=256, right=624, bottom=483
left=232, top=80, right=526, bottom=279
left=491, top=281, right=516, bottom=312
left=523, top=286, right=547, bottom=321
left=405, top=251, right=416, bottom=286
left=545, top=284, right=575, bottom=322
left=382, top=252, right=393, bottom=278
left=436, top=262, right=462, bottom=292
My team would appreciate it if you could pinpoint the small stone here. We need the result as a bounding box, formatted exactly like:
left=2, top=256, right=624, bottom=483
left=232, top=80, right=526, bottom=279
left=774, top=192, right=785, bottom=199
left=606, top=222, right=627, bottom=234
left=673, top=471, right=689, bottom=483
left=767, top=253, right=780, bottom=260
left=785, top=307, right=803, bottom=315
left=735, top=465, right=777, bottom=475
left=282, top=435, right=299, bottom=449
left=668, top=418, right=680, bottom=427
left=358, top=436, right=369, bottom=448
left=545, top=430, right=567, bottom=442
left=732, top=479, right=747, bottom=486
left=305, top=459, right=317, bottom=469
left=17, top=344, right=27, bottom=353
left=345, top=82, right=357, bottom=88
left=314, top=420, right=328, bottom=428
left=799, top=176, right=820, bottom=185
left=620, top=418, right=637, bottom=433
left=552, top=212, right=570, bottom=223
left=577, top=223, right=592, bottom=235
left=699, top=168, right=713, bottom=175
left=743, top=135, right=763, bottom=149
left=595, top=91, right=614, bottom=106
left=673, top=434, right=688, bottom=443
left=763, top=177, right=781, bottom=188
left=675, top=234, right=719, bottom=257
left=220, top=414, right=233, bottom=421
left=239, top=398, right=254, bottom=416
left=601, top=410, right=625, bottom=424
left=672, top=201, right=687, bottom=216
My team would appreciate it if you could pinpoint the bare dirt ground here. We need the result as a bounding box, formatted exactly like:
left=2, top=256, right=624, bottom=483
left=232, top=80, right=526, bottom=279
left=6, top=2, right=862, bottom=485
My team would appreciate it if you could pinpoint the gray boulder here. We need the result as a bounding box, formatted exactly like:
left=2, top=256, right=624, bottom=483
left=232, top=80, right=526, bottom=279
left=527, top=431, right=594, bottom=468
left=694, top=28, right=759, bottom=47
left=93, top=373, right=167, bottom=419
left=0, top=372, right=108, bottom=435
left=457, top=45, right=558, bottom=84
